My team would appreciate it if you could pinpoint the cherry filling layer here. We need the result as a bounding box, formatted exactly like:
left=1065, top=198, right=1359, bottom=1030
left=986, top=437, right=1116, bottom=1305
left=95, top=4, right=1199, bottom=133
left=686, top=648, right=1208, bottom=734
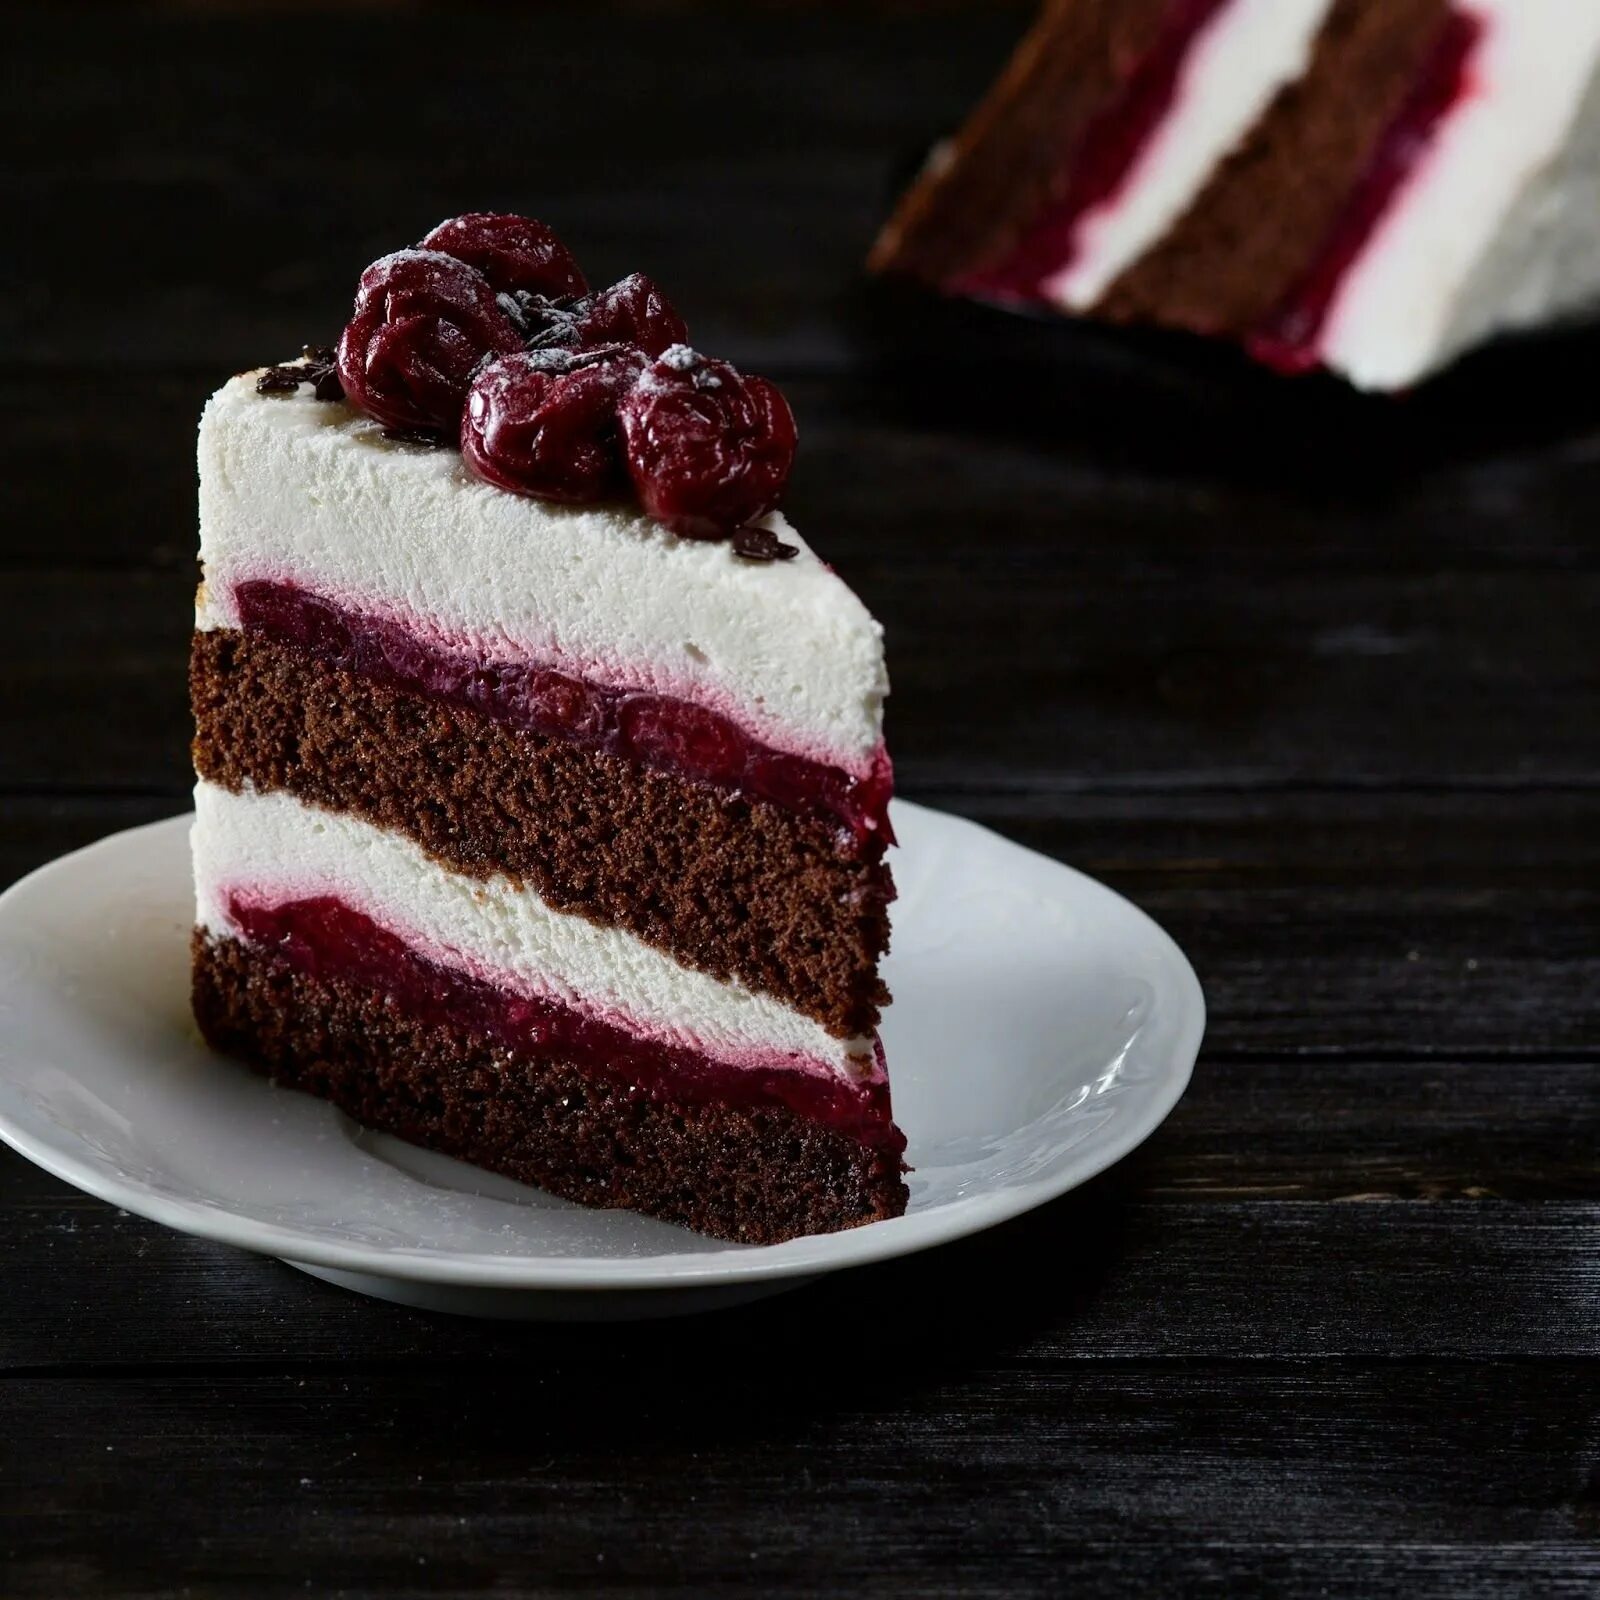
left=230, top=579, right=893, bottom=845
left=226, top=893, right=903, bottom=1152
left=1248, top=8, right=1483, bottom=373
left=952, top=0, right=1232, bottom=300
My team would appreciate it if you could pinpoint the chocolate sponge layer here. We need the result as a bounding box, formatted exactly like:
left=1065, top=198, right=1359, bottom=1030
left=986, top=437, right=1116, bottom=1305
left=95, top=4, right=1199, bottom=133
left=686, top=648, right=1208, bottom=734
left=191, top=628, right=892, bottom=1040
left=194, top=933, right=909, bottom=1245
left=1100, top=0, right=1450, bottom=332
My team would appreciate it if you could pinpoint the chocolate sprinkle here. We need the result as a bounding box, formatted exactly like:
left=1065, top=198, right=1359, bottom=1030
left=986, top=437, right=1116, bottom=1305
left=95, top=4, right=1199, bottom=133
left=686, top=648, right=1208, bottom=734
left=381, top=426, right=449, bottom=447
left=731, top=525, right=798, bottom=562
left=501, top=290, right=586, bottom=349
left=256, top=344, right=343, bottom=403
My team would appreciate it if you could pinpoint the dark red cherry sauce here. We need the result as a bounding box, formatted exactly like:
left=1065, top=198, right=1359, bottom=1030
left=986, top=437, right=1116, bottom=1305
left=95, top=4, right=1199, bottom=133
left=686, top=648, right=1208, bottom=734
left=230, top=893, right=901, bottom=1150
left=233, top=579, right=893, bottom=846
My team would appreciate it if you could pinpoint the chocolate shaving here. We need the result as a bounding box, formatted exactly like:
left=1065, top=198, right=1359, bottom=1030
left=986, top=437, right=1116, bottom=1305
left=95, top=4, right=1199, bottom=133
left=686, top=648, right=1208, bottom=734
left=502, top=290, right=586, bottom=349
left=381, top=426, right=449, bottom=447
left=256, top=344, right=343, bottom=403
left=255, top=366, right=305, bottom=395
left=731, top=525, right=798, bottom=562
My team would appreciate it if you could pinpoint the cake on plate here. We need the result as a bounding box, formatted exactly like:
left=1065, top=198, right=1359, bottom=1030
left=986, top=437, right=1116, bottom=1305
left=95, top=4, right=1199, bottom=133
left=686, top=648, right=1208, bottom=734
left=190, top=214, right=907, bottom=1244
left=870, top=0, right=1600, bottom=389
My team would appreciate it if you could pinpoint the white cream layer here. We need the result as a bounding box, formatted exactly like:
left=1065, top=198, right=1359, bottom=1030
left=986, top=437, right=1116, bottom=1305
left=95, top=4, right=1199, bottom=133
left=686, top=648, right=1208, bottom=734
left=1321, top=1, right=1600, bottom=390
left=196, top=372, right=887, bottom=774
left=1043, top=0, right=1335, bottom=311
left=192, top=781, right=873, bottom=1080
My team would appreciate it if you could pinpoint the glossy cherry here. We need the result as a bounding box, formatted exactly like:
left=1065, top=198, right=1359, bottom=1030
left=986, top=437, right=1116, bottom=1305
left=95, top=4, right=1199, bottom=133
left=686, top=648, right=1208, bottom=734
left=568, top=274, right=688, bottom=357
left=617, top=346, right=797, bottom=538
left=336, top=249, right=522, bottom=434
left=460, top=345, right=644, bottom=503
left=418, top=212, right=588, bottom=299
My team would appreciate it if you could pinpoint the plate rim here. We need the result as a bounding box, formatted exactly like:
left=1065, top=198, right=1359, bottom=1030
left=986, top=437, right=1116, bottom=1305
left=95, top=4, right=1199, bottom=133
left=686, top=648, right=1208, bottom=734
left=0, top=806, right=1204, bottom=1292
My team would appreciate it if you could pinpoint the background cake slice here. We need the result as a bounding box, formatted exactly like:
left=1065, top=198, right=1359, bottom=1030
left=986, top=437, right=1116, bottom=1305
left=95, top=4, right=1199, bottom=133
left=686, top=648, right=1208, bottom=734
left=191, top=217, right=906, bottom=1244
left=870, top=0, right=1600, bottom=390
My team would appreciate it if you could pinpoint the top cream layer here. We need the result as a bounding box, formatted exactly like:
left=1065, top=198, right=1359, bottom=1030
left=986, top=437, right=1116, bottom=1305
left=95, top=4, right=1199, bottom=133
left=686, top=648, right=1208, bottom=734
left=196, top=371, right=888, bottom=773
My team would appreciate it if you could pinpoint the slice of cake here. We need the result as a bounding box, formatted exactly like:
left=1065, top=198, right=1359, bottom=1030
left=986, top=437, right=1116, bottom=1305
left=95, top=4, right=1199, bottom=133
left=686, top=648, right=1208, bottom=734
left=870, top=0, right=1600, bottom=389
left=190, top=215, right=906, bottom=1244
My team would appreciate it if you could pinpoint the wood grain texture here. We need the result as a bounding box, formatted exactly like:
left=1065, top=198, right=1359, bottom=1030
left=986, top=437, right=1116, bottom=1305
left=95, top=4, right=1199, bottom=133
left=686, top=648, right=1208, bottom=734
left=4, top=1151, right=1597, bottom=1368
left=0, top=7, right=1023, bottom=374
left=1, top=4, right=1597, bottom=1596
left=2, top=1360, right=1596, bottom=1599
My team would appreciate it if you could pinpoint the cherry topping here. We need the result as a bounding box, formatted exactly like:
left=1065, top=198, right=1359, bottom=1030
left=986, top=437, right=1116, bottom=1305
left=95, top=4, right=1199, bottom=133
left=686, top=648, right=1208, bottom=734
left=419, top=212, right=588, bottom=299
left=330, top=227, right=801, bottom=542
left=617, top=346, right=797, bottom=538
left=336, top=249, right=522, bottom=434
left=461, top=345, right=645, bottom=503
left=566, top=274, right=688, bottom=357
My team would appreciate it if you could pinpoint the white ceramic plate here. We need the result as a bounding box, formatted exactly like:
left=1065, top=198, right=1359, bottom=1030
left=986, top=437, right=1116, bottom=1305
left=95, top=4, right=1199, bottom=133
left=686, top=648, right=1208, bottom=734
left=0, top=804, right=1203, bottom=1319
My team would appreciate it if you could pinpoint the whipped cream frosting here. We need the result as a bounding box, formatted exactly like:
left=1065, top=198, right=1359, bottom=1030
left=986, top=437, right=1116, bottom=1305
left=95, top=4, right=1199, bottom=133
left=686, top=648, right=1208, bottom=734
left=197, top=372, right=888, bottom=773
left=193, top=782, right=877, bottom=1080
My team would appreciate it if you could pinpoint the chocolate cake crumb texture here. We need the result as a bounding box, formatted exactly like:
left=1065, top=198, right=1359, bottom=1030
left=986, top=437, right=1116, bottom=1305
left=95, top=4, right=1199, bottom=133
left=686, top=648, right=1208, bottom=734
left=868, top=0, right=1177, bottom=286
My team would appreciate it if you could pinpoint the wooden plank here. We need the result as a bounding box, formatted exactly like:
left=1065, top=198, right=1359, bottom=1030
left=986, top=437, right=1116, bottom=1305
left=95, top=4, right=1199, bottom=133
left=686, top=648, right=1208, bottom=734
left=1135, top=1056, right=1600, bottom=1199
left=0, top=7, right=1023, bottom=374
left=1, top=1359, right=1594, bottom=1599
left=5, top=554, right=1599, bottom=795
left=3, top=1147, right=1595, bottom=1364
left=0, top=572, right=189, bottom=794
left=0, top=371, right=210, bottom=574
left=9, top=369, right=1600, bottom=573
left=5, top=791, right=1597, bottom=1056
left=966, top=792, right=1600, bottom=1059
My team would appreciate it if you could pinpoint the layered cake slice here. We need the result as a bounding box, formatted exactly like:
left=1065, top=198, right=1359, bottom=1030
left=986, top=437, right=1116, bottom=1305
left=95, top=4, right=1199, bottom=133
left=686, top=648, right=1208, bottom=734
left=191, top=215, right=906, bottom=1243
left=870, top=0, right=1600, bottom=389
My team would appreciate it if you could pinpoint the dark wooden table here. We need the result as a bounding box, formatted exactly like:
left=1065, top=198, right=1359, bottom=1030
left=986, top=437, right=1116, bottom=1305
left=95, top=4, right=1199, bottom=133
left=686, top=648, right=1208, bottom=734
left=3, top=5, right=1597, bottom=1595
